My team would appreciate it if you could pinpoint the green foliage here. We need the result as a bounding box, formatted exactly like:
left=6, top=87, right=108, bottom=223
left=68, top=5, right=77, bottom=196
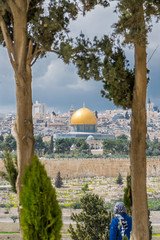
left=81, top=183, right=89, bottom=192
left=4, top=203, right=12, bottom=214
left=11, top=215, right=18, bottom=223
left=115, top=0, right=160, bottom=46
left=103, top=138, right=130, bottom=155
left=55, top=138, right=73, bottom=154
left=0, top=1, right=79, bottom=54
left=123, top=175, right=132, bottom=215
left=148, top=198, right=160, bottom=211
left=34, top=135, right=45, bottom=157
left=4, top=135, right=16, bottom=152
left=0, top=135, right=4, bottom=142
left=73, top=34, right=134, bottom=109
left=116, top=173, right=123, bottom=185
left=101, top=47, right=134, bottom=109
left=20, top=155, right=62, bottom=240
left=68, top=193, right=112, bottom=240
left=71, top=1, right=160, bottom=111
left=123, top=236, right=128, bottom=240
left=117, top=134, right=128, bottom=140
left=125, top=112, right=130, bottom=120
left=49, top=136, right=54, bottom=154
left=146, top=140, right=160, bottom=156
left=55, top=171, right=63, bottom=188
left=54, top=138, right=92, bottom=157
left=75, top=138, right=90, bottom=153
left=0, top=149, right=18, bottom=193
left=70, top=200, right=81, bottom=209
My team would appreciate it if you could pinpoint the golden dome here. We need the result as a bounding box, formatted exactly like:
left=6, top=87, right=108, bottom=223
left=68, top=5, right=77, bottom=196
left=70, top=107, right=97, bottom=125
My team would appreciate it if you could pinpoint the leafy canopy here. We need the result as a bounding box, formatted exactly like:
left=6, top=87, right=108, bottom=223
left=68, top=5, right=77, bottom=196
left=0, top=0, right=109, bottom=65
left=114, top=0, right=160, bottom=46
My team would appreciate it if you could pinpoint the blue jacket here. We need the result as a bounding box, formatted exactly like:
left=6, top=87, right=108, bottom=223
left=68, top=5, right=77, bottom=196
left=109, top=214, right=132, bottom=240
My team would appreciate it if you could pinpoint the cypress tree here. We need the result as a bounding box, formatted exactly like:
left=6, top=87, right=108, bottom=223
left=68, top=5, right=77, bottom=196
left=0, top=148, right=18, bottom=193
left=69, top=193, right=112, bottom=240
left=116, top=173, right=123, bottom=185
left=55, top=171, right=63, bottom=188
left=49, top=136, right=54, bottom=154
left=20, top=155, right=62, bottom=240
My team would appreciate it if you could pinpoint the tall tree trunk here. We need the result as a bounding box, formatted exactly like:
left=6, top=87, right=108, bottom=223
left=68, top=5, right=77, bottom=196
left=15, top=69, right=34, bottom=197
left=130, top=42, right=149, bottom=240
left=14, top=59, right=34, bottom=240
left=10, top=2, right=35, bottom=198
left=11, top=4, right=34, bottom=240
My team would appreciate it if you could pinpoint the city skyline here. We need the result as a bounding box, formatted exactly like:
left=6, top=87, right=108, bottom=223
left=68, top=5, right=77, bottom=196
left=0, top=3, right=160, bottom=114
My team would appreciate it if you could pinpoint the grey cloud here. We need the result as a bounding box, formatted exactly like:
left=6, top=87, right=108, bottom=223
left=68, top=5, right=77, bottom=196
left=0, top=4, right=160, bottom=113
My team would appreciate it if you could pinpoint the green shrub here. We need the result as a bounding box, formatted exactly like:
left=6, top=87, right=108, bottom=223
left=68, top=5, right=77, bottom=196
left=20, top=155, right=62, bottom=240
left=81, top=183, right=89, bottom=192
left=55, top=171, right=63, bottom=188
left=70, top=201, right=81, bottom=209
left=116, top=173, right=123, bottom=185
left=11, top=215, right=18, bottom=223
left=69, top=193, right=112, bottom=240
left=0, top=149, right=18, bottom=193
left=148, top=198, right=160, bottom=211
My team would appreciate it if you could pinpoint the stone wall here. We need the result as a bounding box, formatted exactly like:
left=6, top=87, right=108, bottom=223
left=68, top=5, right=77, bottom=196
left=0, top=158, right=159, bottom=178
left=40, top=158, right=160, bottom=178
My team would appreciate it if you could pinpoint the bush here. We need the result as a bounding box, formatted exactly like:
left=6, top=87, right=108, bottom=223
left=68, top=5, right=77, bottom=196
left=69, top=193, right=112, bottom=240
left=20, top=155, right=62, bottom=240
left=81, top=183, right=89, bottom=192
left=11, top=215, right=18, bottom=223
left=148, top=198, right=160, bottom=211
left=0, top=149, right=18, bottom=193
left=55, top=171, right=63, bottom=188
left=116, top=173, right=123, bottom=185
left=70, top=201, right=81, bottom=209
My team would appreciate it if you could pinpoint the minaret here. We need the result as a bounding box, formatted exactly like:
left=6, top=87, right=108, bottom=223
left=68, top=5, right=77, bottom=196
left=69, top=105, right=74, bottom=119
left=147, top=98, right=154, bottom=113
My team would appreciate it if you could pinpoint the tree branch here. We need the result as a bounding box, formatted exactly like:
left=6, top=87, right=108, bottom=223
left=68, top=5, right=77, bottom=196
left=36, top=48, right=60, bottom=55
left=31, top=55, right=39, bottom=67
left=27, top=40, right=33, bottom=65
left=0, top=18, right=16, bottom=70
left=30, top=47, right=60, bottom=66
left=26, top=0, right=31, bottom=12
left=8, top=0, right=19, bottom=13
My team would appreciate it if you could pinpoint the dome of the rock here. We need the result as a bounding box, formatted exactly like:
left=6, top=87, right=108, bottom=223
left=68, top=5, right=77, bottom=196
left=70, top=107, right=97, bottom=133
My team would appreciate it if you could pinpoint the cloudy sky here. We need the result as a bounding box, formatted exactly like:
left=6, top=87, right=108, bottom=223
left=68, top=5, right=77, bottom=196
left=0, top=3, right=160, bottom=114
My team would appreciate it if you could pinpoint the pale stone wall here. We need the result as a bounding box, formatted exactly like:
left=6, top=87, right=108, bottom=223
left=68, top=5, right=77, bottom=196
left=0, top=158, right=159, bottom=179
left=40, top=158, right=160, bottom=178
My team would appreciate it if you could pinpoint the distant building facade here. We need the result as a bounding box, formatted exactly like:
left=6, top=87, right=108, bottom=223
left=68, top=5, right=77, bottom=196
left=55, top=106, right=115, bottom=140
left=33, top=101, right=46, bottom=115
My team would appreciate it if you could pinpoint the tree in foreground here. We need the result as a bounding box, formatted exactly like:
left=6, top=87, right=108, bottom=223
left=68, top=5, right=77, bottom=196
left=68, top=193, right=112, bottom=240
left=0, top=0, right=102, bottom=201
left=0, top=148, right=18, bottom=193
left=71, top=1, right=160, bottom=239
left=55, top=171, right=63, bottom=188
left=20, top=155, right=62, bottom=240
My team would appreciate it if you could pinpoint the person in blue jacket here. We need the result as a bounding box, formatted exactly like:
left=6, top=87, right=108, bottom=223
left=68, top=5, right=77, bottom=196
left=109, top=202, right=132, bottom=240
